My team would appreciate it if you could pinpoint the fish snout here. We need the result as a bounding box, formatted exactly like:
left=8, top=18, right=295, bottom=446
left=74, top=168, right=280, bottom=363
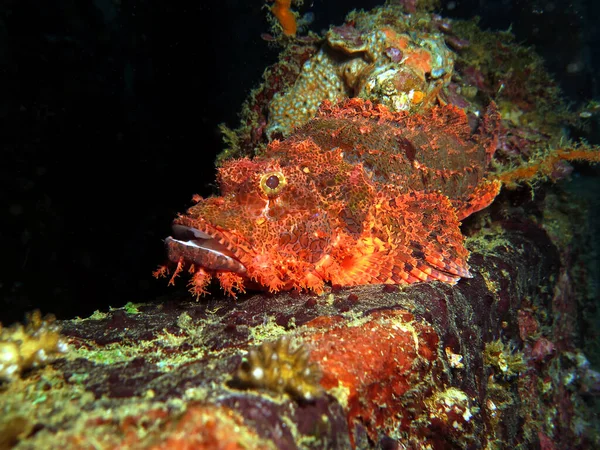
left=164, top=224, right=247, bottom=274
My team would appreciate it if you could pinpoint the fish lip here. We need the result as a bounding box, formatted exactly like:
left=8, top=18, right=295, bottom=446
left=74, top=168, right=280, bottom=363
left=165, top=221, right=247, bottom=274
left=171, top=223, right=214, bottom=241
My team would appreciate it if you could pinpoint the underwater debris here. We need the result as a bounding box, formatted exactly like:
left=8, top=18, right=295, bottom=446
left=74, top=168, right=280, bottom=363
left=232, top=335, right=322, bottom=401
left=0, top=310, right=68, bottom=383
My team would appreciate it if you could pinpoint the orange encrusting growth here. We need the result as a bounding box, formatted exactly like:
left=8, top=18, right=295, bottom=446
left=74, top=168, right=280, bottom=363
left=270, top=0, right=297, bottom=36
left=305, top=310, right=439, bottom=446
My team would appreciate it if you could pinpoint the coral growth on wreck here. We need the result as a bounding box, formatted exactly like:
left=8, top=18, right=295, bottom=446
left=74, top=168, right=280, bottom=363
left=484, top=338, right=527, bottom=380
left=232, top=335, right=322, bottom=401
left=0, top=310, right=68, bottom=382
left=266, top=6, right=456, bottom=138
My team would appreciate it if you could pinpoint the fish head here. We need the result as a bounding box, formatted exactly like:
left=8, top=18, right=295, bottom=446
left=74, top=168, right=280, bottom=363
left=160, top=147, right=350, bottom=296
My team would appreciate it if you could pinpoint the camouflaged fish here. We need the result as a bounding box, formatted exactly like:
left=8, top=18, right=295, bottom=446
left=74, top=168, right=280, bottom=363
left=154, top=98, right=501, bottom=297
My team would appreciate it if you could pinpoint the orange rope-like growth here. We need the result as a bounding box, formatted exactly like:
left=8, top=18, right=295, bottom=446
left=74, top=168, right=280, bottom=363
left=495, top=146, right=600, bottom=188
left=271, top=0, right=297, bottom=36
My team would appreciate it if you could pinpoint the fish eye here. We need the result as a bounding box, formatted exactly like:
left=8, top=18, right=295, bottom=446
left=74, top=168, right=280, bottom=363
left=265, top=175, right=279, bottom=189
left=260, top=171, right=287, bottom=198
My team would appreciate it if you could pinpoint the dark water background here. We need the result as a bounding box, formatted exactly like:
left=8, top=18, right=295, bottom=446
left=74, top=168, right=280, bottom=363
left=1, top=0, right=598, bottom=324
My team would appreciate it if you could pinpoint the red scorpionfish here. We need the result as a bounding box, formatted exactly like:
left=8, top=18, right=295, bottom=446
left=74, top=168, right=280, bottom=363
left=155, top=98, right=501, bottom=298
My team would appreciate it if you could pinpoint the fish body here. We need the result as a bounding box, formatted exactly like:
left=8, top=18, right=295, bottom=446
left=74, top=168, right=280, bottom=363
left=156, top=98, right=500, bottom=297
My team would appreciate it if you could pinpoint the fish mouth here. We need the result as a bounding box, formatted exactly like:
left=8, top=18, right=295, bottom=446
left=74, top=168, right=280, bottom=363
left=164, top=223, right=247, bottom=274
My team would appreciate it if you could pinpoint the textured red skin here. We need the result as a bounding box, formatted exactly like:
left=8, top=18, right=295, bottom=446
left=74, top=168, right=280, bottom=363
left=158, top=98, right=501, bottom=297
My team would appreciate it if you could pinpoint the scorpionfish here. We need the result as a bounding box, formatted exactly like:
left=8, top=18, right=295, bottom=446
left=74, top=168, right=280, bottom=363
left=155, top=98, right=501, bottom=297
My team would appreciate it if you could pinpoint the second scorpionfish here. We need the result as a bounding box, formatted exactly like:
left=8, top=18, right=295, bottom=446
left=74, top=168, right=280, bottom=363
left=156, top=98, right=501, bottom=297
